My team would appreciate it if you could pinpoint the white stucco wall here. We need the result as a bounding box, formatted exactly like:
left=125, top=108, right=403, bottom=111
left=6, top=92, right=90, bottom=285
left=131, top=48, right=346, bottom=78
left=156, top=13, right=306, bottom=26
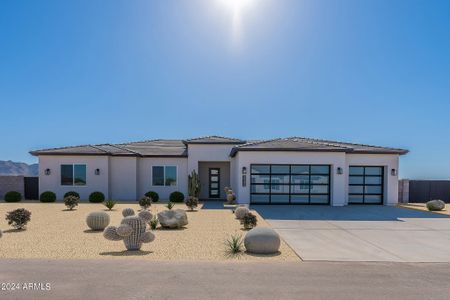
left=38, top=155, right=109, bottom=200
left=233, top=151, right=347, bottom=206
left=109, top=157, right=138, bottom=201
left=187, top=144, right=234, bottom=173
left=346, top=154, right=400, bottom=205
left=137, top=157, right=188, bottom=200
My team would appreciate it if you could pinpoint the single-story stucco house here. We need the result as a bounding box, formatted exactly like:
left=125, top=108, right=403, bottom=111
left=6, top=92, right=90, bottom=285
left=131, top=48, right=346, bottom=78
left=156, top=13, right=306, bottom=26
left=30, top=136, right=408, bottom=206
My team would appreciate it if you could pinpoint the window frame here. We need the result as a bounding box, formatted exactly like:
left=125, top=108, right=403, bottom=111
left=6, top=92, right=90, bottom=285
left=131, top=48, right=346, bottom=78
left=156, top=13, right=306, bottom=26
left=250, top=164, right=331, bottom=205
left=151, top=165, right=178, bottom=187
left=60, top=164, right=87, bottom=186
left=348, top=166, right=384, bottom=204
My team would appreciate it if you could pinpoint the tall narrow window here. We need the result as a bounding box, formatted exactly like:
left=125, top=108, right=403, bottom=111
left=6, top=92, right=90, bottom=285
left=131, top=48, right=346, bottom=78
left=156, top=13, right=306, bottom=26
left=152, top=166, right=177, bottom=186
left=61, top=164, right=86, bottom=186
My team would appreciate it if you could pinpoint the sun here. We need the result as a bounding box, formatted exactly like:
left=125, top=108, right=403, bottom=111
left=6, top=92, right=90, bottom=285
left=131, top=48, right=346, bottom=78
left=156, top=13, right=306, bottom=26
left=221, top=0, right=254, bottom=13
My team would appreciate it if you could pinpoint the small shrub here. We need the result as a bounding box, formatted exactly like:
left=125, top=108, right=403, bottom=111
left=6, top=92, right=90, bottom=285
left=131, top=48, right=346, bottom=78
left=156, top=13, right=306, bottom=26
left=64, top=195, right=79, bottom=210
left=64, top=191, right=80, bottom=198
left=166, top=201, right=174, bottom=210
left=6, top=208, right=31, bottom=230
left=40, top=191, right=56, bottom=203
left=150, top=215, right=159, bottom=230
left=104, top=199, right=116, bottom=211
left=4, top=191, right=22, bottom=202
left=145, top=191, right=159, bottom=202
left=225, top=234, right=243, bottom=255
left=243, top=212, right=257, bottom=230
left=139, top=196, right=152, bottom=210
left=89, top=191, right=105, bottom=203
left=185, top=196, right=199, bottom=211
left=169, top=191, right=184, bottom=203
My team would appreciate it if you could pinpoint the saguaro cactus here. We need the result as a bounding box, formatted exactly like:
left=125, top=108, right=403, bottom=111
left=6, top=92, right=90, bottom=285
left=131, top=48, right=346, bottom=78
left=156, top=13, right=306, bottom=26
left=188, top=170, right=201, bottom=198
left=103, top=208, right=155, bottom=250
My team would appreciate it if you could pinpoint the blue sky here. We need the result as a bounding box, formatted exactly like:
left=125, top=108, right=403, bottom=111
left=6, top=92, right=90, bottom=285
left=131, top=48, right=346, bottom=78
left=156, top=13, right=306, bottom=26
left=0, top=0, right=449, bottom=179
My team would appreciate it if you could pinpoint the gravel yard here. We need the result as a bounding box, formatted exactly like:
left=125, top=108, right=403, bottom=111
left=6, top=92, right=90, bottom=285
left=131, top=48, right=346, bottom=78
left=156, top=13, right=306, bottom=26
left=399, top=203, right=450, bottom=216
left=0, top=202, right=298, bottom=262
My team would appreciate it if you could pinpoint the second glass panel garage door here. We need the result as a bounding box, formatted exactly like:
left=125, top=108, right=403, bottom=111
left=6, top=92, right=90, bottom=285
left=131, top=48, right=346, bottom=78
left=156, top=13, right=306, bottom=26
left=348, top=166, right=384, bottom=204
left=250, top=164, right=330, bottom=204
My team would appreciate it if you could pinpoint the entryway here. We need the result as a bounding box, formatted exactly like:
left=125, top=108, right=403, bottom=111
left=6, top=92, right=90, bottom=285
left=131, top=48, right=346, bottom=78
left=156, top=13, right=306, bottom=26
left=198, top=162, right=230, bottom=200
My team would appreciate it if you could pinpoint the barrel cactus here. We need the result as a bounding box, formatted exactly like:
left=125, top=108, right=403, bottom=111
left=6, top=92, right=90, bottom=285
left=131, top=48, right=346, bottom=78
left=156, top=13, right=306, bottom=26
left=103, top=208, right=155, bottom=250
left=86, top=212, right=110, bottom=231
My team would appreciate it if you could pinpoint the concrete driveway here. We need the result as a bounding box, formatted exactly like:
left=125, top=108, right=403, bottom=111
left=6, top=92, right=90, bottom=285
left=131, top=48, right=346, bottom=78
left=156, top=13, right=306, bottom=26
left=254, top=205, right=450, bottom=262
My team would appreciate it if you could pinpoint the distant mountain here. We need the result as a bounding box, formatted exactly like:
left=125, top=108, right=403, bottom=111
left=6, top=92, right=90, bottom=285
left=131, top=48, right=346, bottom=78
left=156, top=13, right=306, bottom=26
left=0, top=160, right=39, bottom=176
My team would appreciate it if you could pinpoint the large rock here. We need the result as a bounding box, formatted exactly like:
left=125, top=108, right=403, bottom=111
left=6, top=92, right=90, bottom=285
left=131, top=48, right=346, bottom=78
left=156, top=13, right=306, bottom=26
left=426, top=200, right=446, bottom=211
left=235, top=206, right=250, bottom=219
left=157, top=209, right=188, bottom=229
left=244, top=227, right=280, bottom=254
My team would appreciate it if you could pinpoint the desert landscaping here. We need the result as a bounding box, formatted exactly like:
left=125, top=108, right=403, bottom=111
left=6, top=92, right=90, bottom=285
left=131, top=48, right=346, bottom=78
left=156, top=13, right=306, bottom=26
left=0, top=202, right=299, bottom=262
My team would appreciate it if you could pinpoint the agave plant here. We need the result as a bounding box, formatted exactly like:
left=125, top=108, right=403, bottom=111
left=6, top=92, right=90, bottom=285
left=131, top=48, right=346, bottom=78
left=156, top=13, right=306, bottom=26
left=225, top=234, right=243, bottom=256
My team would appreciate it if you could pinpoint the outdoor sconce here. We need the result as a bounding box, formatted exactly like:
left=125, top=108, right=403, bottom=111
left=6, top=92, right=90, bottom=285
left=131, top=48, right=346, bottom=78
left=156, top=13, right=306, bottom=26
left=242, top=167, right=247, bottom=187
left=95, top=168, right=100, bottom=175
left=44, top=168, right=51, bottom=175
left=336, top=167, right=343, bottom=175
left=391, top=168, right=397, bottom=176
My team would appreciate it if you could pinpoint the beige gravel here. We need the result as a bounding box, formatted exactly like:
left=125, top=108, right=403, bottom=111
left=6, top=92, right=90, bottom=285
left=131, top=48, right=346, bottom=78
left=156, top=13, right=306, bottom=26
left=399, top=203, right=450, bottom=216
left=0, top=202, right=299, bottom=262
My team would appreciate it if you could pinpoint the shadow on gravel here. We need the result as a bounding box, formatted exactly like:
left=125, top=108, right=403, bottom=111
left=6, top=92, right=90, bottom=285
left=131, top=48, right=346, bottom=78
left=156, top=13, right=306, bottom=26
left=99, top=250, right=153, bottom=256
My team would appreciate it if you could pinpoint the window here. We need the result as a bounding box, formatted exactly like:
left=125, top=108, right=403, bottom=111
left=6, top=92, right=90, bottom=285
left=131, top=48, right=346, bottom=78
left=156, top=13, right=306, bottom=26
left=348, top=166, right=384, bottom=204
left=250, top=164, right=330, bottom=204
left=152, top=166, right=177, bottom=186
left=61, top=164, right=86, bottom=186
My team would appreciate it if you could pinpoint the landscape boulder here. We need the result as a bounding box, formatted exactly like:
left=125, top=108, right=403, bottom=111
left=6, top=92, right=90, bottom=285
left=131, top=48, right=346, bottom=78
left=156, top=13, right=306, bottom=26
left=244, top=227, right=280, bottom=254
left=426, top=200, right=446, bottom=211
left=157, top=209, right=188, bottom=229
left=235, top=206, right=250, bottom=219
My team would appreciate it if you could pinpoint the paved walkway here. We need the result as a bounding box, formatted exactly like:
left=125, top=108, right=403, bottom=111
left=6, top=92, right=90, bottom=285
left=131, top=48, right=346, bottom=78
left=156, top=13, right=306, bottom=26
left=0, top=259, right=449, bottom=300
left=254, top=205, right=450, bottom=262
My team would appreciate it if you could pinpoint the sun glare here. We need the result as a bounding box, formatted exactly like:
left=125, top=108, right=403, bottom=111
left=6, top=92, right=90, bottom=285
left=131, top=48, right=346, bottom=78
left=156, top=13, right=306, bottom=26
left=219, top=0, right=255, bottom=47
left=221, top=0, right=254, bottom=13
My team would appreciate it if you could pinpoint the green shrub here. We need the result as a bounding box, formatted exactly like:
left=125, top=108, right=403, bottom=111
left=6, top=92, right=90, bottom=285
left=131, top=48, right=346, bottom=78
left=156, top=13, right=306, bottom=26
left=169, top=191, right=184, bottom=203
left=243, top=212, right=257, bottom=230
left=139, top=196, right=152, bottom=210
left=4, top=191, right=22, bottom=202
left=40, top=191, right=56, bottom=203
left=185, top=196, right=199, bottom=211
left=64, top=191, right=80, bottom=198
left=6, top=208, right=31, bottom=230
left=89, top=191, right=105, bottom=203
left=144, top=191, right=159, bottom=202
left=64, top=195, right=79, bottom=210
left=103, top=199, right=116, bottom=211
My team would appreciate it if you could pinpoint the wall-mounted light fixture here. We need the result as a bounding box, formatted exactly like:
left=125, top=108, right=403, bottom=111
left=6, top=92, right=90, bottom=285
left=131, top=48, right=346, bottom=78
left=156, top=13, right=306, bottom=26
left=336, top=167, right=343, bottom=175
left=242, top=167, right=247, bottom=187
left=391, top=168, right=397, bottom=176
left=44, top=168, right=51, bottom=175
left=95, top=168, right=100, bottom=175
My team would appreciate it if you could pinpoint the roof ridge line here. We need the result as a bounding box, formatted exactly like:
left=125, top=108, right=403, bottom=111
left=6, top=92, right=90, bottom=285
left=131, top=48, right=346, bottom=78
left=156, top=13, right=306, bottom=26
left=300, top=137, right=405, bottom=151
left=110, top=144, right=141, bottom=156
left=289, top=137, right=352, bottom=149
left=89, top=144, right=112, bottom=154
left=234, top=137, right=283, bottom=148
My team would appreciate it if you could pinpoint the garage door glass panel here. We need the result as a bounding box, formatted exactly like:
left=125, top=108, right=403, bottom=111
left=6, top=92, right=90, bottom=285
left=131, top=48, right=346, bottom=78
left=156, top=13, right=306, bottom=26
left=250, top=164, right=330, bottom=204
left=349, top=166, right=383, bottom=204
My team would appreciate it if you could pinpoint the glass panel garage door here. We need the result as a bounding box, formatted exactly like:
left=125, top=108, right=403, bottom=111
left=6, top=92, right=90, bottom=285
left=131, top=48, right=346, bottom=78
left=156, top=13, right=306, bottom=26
left=250, top=164, right=330, bottom=204
left=348, top=166, right=384, bottom=204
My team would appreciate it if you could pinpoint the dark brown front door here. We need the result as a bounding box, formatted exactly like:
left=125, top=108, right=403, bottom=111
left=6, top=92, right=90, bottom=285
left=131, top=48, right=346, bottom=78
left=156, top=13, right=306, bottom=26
left=209, top=168, right=220, bottom=198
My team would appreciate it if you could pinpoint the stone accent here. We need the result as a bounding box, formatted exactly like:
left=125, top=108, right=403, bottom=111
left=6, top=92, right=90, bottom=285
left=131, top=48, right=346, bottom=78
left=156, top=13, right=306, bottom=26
left=0, top=176, right=24, bottom=200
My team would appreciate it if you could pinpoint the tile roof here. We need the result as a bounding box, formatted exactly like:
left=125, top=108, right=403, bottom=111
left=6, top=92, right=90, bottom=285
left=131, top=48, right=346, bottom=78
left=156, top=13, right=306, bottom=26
left=30, top=136, right=408, bottom=157
left=183, top=136, right=246, bottom=144
left=229, top=137, right=408, bottom=156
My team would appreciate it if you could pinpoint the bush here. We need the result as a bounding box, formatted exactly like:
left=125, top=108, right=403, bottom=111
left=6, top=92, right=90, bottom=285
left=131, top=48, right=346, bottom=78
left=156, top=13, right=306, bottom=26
left=185, top=196, right=199, bottom=211
left=243, top=212, right=257, bottom=230
left=40, top=191, right=56, bottom=203
left=4, top=191, right=22, bottom=202
left=104, top=199, right=116, bottom=211
left=6, top=208, right=31, bottom=229
left=169, top=191, right=184, bottom=203
left=64, top=195, right=79, bottom=210
left=144, top=191, right=159, bottom=202
left=64, top=191, right=80, bottom=198
left=139, top=196, right=152, bottom=210
left=89, top=192, right=105, bottom=203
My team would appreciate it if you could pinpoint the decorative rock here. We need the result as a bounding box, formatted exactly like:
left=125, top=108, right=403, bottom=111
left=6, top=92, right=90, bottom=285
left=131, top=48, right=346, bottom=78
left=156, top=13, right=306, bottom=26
left=244, top=227, right=281, bottom=254
left=104, top=209, right=155, bottom=250
left=426, top=200, right=446, bottom=211
left=86, top=212, right=110, bottom=231
left=157, top=209, right=188, bottom=229
left=235, top=206, right=249, bottom=219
